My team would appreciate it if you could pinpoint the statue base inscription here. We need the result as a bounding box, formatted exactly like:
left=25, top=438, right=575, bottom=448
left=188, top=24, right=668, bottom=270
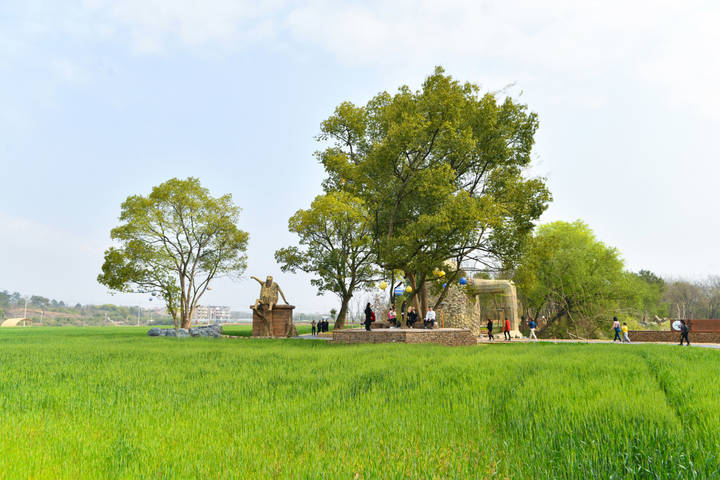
left=251, top=304, right=297, bottom=338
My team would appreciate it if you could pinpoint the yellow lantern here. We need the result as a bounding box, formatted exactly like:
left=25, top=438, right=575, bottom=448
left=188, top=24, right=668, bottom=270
left=379, top=281, right=388, bottom=290
left=405, top=286, right=413, bottom=293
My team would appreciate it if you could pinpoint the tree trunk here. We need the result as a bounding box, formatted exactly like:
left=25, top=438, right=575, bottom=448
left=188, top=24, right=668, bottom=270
left=419, top=282, right=428, bottom=319
left=181, top=310, right=192, bottom=329
left=334, top=296, right=351, bottom=330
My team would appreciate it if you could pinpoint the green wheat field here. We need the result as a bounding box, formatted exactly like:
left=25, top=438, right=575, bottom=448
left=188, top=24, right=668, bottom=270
left=0, top=327, right=718, bottom=479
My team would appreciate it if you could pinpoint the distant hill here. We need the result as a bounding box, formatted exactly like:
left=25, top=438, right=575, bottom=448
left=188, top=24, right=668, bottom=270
left=0, top=290, right=172, bottom=326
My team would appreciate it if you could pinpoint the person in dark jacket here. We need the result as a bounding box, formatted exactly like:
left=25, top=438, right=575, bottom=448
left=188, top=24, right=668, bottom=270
left=612, top=317, right=621, bottom=342
left=407, top=306, right=418, bottom=328
left=679, top=319, right=690, bottom=346
left=486, top=318, right=494, bottom=341
left=364, top=303, right=373, bottom=331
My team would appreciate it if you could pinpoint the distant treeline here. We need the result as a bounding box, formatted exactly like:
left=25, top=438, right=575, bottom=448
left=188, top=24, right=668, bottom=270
left=0, top=291, right=328, bottom=326
left=0, top=290, right=173, bottom=326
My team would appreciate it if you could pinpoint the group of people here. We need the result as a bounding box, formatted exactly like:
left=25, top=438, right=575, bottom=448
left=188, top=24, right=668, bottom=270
left=363, top=304, right=437, bottom=331
left=485, top=318, right=513, bottom=341
left=611, top=317, right=631, bottom=343
left=358, top=307, right=695, bottom=346
left=311, top=318, right=330, bottom=336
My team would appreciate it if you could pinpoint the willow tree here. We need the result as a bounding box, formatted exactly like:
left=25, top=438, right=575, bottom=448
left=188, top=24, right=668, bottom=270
left=316, top=67, right=550, bottom=317
left=275, top=191, right=378, bottom=329
left=98, top=177, right=249, bottom=329
left=513, top=220, right=628, bottom=337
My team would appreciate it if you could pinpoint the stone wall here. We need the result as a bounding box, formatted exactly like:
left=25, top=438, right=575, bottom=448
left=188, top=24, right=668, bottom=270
left=629, top=330, right=720, bottom=343
left=332, top=328, right=476, bottom=346
left=438, top=285, right=484, bottom=336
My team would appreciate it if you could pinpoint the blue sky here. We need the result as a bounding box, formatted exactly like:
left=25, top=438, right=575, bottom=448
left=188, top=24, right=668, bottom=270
left=1, top=0, right=719, bottom=313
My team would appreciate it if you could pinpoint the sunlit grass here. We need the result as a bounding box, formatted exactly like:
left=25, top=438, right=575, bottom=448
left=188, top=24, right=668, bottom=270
left=0, top=328, right=718, bottom=478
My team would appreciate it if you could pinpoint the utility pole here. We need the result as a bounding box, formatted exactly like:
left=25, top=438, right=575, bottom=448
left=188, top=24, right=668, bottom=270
left=137, top=306, right=140, bottom=327
left=24, top=298, right=28, bottom=320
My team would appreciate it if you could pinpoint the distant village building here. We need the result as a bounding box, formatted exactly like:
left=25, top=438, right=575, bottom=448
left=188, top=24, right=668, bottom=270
left=194, top=305, right=231, bottom=323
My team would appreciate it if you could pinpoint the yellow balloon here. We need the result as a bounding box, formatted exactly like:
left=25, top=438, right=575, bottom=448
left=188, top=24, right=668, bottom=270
left=439, top=270, right=446, bottom=277
left=379, top=281, right=388, bottom=290
left=405, top=286, right=413, bottom=293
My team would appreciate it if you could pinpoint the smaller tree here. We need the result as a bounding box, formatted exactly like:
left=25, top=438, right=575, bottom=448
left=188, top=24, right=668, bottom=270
left=98, top=177, right=249, bottom=329
left=275, top=192, right=378, bottom=329
left=513, top=220, right=626, bottom=337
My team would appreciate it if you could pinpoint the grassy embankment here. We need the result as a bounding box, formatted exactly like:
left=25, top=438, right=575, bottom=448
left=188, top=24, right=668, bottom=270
left=0, top=327, right=718, bottom=479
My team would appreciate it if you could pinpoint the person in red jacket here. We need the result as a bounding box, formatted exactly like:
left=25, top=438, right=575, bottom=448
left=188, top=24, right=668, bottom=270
left=503, top=318, right=511, bottom=341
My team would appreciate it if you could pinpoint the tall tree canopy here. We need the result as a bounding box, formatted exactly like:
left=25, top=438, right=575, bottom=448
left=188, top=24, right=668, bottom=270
left=317, top=67, right=550, bottom=315
left=98, top=177, right=249, bottom=329
left=275, top=191, right=378, bottom=329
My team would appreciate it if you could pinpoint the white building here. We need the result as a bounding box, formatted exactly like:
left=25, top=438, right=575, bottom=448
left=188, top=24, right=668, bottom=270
left=194, top=305, right=231, bottom=323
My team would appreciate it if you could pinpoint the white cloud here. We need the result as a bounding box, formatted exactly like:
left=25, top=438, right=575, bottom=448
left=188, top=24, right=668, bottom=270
left=5, top=0, right=720, bottom=117
left=79, top=0, right=289, bottom=53
left=50, top=58, right=87, bottom=83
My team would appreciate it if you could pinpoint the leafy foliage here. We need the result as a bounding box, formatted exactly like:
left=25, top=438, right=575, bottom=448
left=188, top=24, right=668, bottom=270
left=316, top=67, right=550, bottom=315
left=513, top=221, right=668, bottom=337
left=97, top=178, right=248, bottom=328
left=275, top=192, right=378, bottom=328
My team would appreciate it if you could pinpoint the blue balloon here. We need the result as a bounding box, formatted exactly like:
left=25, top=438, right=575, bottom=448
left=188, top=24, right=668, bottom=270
left=459, top=277, right=468, bottom=285
left=394, top=287, right=405, bottom=296
left=442, top=283, right=447, bottom=288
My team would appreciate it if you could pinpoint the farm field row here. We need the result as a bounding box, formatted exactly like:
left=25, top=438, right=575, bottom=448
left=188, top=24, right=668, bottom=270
left=0, top=327, right=718, bottom=479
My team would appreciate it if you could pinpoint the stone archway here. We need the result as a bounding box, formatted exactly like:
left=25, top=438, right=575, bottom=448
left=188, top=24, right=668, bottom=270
left=467, top=279, right=521, bottom=338
left=437, top=279, right=522, bottom=338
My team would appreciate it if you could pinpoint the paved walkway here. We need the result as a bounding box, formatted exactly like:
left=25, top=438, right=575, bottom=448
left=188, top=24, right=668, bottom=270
left=295, top=334, right=331, bottom=340
left=293, top=332, right=720, bottom=348
left=478, top=338, right=720, bottom=348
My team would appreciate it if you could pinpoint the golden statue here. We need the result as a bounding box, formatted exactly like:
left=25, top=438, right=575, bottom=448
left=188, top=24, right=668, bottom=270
left=251, top=275, right=289, bottom=313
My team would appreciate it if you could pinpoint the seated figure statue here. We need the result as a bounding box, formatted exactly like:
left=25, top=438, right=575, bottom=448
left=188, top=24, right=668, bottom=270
left=251, top=275, right=289, bottom=314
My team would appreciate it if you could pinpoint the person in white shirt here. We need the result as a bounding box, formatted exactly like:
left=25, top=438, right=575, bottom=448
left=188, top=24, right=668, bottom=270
left=424, top=307, right=436, bottom=329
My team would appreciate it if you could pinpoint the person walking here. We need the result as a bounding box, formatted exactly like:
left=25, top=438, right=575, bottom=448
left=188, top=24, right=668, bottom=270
left=621, top=322, right=631, bottom=343
left=612, top=317, right=621, bottom=342
left=679, top=319, right=691, bottom=346
left=486, top=318, right=494, bottom=341
left=364, top=303, right=373, bottom=332
left=528, top=318, right=538, bottom=340
left=503, top=318, right=511, bottom=341
left=424, top=307, right=436, bottom=329
left=311, top=320, right=317, bottom=336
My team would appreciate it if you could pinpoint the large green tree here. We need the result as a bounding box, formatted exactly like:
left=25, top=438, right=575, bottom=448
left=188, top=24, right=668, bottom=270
left=513, top=220, right=631, bottom=337
left=316, top=67, right=550, bottom=317
left=98, top=178, right=249, bottom=329
left=275, top=191, right=378, bottom=329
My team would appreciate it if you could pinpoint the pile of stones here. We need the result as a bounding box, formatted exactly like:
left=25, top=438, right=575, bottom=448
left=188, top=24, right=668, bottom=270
left=147, top=324, right=223, bottom=338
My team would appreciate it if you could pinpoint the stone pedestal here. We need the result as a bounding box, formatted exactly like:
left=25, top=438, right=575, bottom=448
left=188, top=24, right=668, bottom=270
left=251, top=304, right=297, bottom=338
